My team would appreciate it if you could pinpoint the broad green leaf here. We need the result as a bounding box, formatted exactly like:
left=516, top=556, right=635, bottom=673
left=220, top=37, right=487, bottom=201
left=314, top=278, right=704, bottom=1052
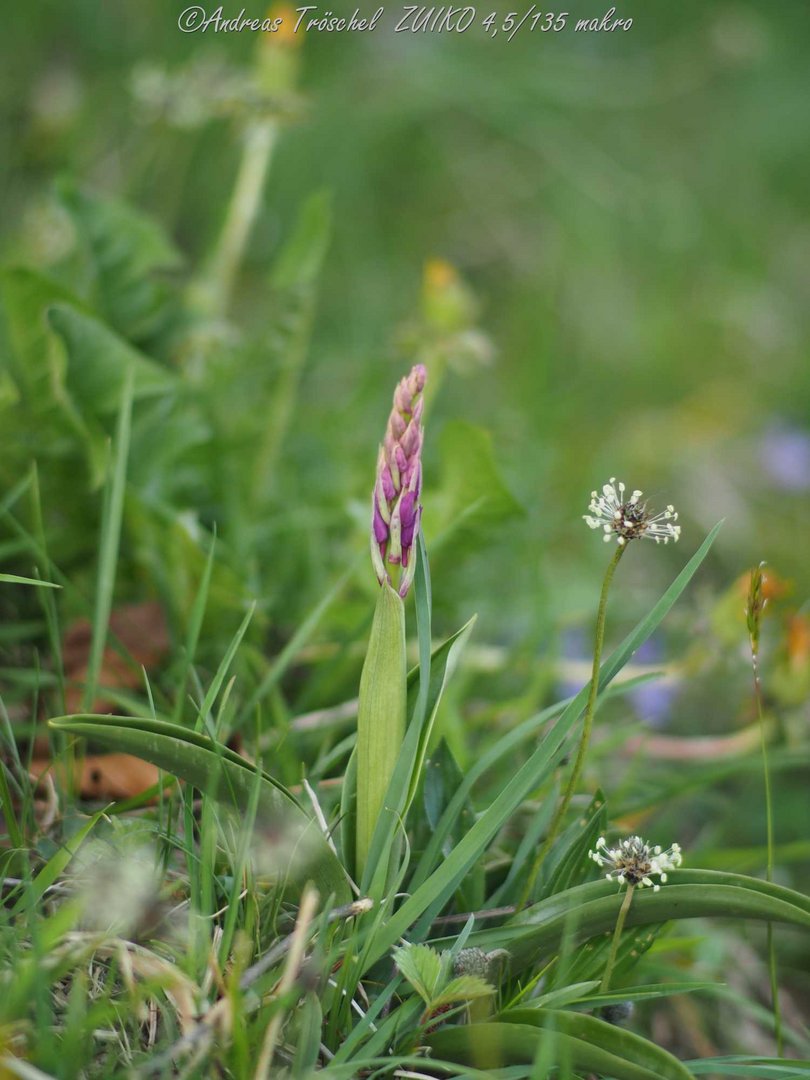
left=432, top=420, right=523, bottom=553
left=361, top=614, right=477, bottom=897
left=0, top=269, right=109, bottom=484
left=356, top=583, right=407, bottom=877
left=512, top=1008, right=695, bottom=1079
left=0, top=267, right=80, bottom=398
left=57, top=181, right=183, bottom=343
left=47, top=714, right=350, bottom=902
left=428, top=1013, right=693, bottom=1080
left=454, top=872, right=810, bottom=975
left=48, top=303, right=176, bottom=414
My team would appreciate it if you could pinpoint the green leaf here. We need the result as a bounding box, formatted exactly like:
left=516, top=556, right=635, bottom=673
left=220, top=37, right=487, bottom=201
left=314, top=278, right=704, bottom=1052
left=0, top=574, right=60, bottom=588
left=57, top=181, right=183, bottom=343
left=540, top=787, right=607, bottom=899
left=407, top=522, right=724, bottom=905
left=423, top=740, right=484, bottom=910
left=271, top=190, right=332, bottom=289
left=427, top=1012, right=694, bottom=1080
left=356, top=583, right=407, bottom=877
left=393, top=943, right=447, bottom=1004
left=0, top=267, right=81, bottom=398
left=461, top=871, right=810, bottom=974
left=579, top=981, right=722, bottom=1008
left=47, top=303, right=176, bottom=414
left=686, top=1057, right=810, bottom=1078
left=434, top=975, right=496, bottom=1008
left=83, top=367, right=132, bottom=710
left=47, top=714, right=350, bottom=902
left=361, top=614, right=477, bottom=897
left=290, top=992, right=323, bottom=1078
left=10, top=810, right=105, bottom=918
left=512, top=1008, right=696, bottom=1079
left=433, top=420, right=523, bottom=552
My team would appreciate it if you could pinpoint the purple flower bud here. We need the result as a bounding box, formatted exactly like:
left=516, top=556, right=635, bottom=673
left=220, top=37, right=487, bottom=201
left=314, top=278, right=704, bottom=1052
left=381, top=465, right=396, bottom=502
left=370, top=366, right=427, bottom=595
left=399, top=491, right=417, bottom=551
left=373, top=502, right=389, bottom=545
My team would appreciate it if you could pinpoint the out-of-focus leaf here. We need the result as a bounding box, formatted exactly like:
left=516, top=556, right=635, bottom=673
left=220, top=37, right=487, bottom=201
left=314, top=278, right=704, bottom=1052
left=10, top=809, right=105, bottom=917
left=0, top=574, right=59, bottom=588
left=271, top=190, right=331, bottom=289
left=290, top=992, right=323, bottom=1078
left=686, top=1057, right=810, bottom=1077
left=47, top=714, right=350, bottom=902
left=57, top=181, right=183, bottom=343
left=0, top=267, right=79, bottom=398
left=48, top=303, right=176, bottom=414
left=423, top=739, right=484, bottom=910
left=432, top=420, right=523, bottom=552
left=427, top=1009, right=694, bottom=1079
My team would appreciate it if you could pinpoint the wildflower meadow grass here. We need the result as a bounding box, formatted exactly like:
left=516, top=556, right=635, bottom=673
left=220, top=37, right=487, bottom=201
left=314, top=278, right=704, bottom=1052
left=2, top=5, right=810, bottom=1078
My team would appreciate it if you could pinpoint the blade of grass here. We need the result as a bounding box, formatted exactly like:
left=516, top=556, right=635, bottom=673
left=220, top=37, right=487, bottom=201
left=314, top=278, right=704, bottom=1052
left=83, top=366, right=134, bottom=710
left=410, top=521, right=724, bottom=896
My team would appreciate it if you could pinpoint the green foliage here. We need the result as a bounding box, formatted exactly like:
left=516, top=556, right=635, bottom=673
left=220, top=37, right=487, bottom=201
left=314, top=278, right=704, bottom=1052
left=355, top=583, right=407, bottom=878
left=1, top=17, right=809, bottom=1074
left=47, top=714, right=350, bottom=902
left=394, top=942, right=494, bottom=1011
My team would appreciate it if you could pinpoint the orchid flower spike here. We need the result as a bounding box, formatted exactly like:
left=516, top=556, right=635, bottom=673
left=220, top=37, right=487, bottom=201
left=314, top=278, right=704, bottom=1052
left=371, top=365, right=427, bottom=597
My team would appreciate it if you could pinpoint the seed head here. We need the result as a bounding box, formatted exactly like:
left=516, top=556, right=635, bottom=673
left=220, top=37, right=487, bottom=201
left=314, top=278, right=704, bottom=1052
left=589, top=835, right=682, bottom=892
left=584, top=479, right=680, bottom=546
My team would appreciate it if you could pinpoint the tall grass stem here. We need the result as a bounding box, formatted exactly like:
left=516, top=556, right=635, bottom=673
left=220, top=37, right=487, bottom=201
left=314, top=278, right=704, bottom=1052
left=519, top=543, right=625, bottom=906
left=750, top=635, right=782, bottom=1055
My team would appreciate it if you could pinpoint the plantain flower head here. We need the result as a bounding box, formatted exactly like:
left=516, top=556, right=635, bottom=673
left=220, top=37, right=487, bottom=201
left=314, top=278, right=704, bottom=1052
left=584, top=479, right=680, bottom=546
left=371, top=365, right=427, bottom=597
left=589, top=835, right=682, bottom=892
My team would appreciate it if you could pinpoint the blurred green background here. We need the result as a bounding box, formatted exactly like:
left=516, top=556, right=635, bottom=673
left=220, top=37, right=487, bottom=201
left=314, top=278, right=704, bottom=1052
left=3, top=0, right=809, bottom=627
left=1, top=3, right=808, bottom=779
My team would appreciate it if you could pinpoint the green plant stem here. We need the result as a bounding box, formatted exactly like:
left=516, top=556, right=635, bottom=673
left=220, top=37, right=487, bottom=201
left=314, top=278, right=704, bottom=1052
left=193, top=119, right=278, bottom=319
left=751, top=643, right=782, bottom=1056
left=519, top=543, right=625, bottom=907
left=600, top=883, right=634, bottom=993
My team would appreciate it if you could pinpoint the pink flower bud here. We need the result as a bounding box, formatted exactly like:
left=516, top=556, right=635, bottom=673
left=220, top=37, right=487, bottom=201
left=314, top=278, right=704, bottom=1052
left=369, top=366, right=427, bottom=596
